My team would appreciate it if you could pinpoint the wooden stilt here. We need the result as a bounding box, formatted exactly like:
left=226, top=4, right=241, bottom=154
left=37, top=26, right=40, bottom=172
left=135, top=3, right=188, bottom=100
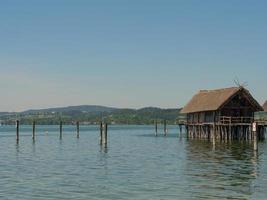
left=100, top=121, right=103, bottom=144
left=179, top=124, right=182, bottom=137
left=103, top=123, right=108, bottom=146
left=253, top=131, right=258, bottom=151
left=16, top=120, right=19, bottom=142
left=253, top=123, right=258, bottom=151
left=164, top=120, right=167, bottom=136
left=59, top=121, right=63, bottom=139
left=155, top=120, right=158, bottom=136
left=32, top=121, right=36, bottom=141
left=212, top=124, right=216, bottom=146
left=76, top=121, right=80, bottom=138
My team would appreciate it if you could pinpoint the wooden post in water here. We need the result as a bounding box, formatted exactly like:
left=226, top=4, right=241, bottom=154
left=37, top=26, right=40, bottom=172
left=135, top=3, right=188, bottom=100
left=16, top=120, right=20, bottom=142
left=253, top=122, right=258, bottom=151
left=103, top=123, right=108, bottom=146
left=253, top=131, right=258, bottom=151
left=76, top=121, right=80, bottom=138
left=155, top=120, right=158, bottom=136
left=212, top=124, right=216, bottom=147
left=164, top=120, right=167, bottom=136
left=59, top=121, right=63, bottom=139
left=179, top=124, right=182, bottom=138
left=99, top=121, right=103, bottom=144
left=32, top=121, right=36, bottom=141
left=212, top=113, right=216, bottom=147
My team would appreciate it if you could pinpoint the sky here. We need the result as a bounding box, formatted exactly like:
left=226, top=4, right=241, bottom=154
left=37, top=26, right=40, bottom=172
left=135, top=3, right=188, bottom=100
left=0, top=0, right=267, bottom=111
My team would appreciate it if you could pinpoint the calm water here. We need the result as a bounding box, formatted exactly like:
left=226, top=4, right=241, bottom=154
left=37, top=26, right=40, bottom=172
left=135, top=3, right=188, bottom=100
left=0, top=125, right=266, bottom=200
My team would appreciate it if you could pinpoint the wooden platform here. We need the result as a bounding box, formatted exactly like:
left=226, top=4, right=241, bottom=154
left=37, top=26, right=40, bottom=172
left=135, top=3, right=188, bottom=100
left=178, top=116, right=267, bottom=141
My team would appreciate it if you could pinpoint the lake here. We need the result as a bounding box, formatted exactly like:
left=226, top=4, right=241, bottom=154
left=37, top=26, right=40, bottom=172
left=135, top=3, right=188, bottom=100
left=0, top=125, right=266, bottom=200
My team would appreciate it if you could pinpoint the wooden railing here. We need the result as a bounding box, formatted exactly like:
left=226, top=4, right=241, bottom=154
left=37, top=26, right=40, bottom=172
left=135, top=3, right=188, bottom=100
left=254, top=120, right=267, bottom=126
left=179, top=116, right=267, bottom=125
left=177, top=119, right=187, bottom=125
left=219, top=116, right=253, bottom=124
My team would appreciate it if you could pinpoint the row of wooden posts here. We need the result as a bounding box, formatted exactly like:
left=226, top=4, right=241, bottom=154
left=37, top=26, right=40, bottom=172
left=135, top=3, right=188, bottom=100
left=154, top=120, right=183, bottom=137
left=15, top=119, right=175, bottom=142
left=15, top=119, right=176, bottom=142
left=154, top=120, right=168, bottom=136
left=14, top=120, right=264, bottom=152
left=153, top=120, right=264, bottom=151
left=15, top=120, right=108, bottom=146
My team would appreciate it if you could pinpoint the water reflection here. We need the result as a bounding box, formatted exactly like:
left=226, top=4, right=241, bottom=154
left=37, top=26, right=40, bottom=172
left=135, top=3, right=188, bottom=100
left=32, top=140, right=36, bottom=155
left=185, top=139, right=260, bottom=199
left=99, top=144, right=108, bottom=154
left=15, top=141, right=20, bottom=154
left=0, top=125, right=266, bottom=200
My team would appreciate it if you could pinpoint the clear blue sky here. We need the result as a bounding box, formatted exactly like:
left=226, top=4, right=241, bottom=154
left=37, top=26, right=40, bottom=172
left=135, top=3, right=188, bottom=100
left=0, top=0, right=267, bottom=111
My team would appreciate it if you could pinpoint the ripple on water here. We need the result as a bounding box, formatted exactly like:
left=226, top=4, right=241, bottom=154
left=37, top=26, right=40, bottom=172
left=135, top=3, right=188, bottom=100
left=0, top=125, right=266, bottom=200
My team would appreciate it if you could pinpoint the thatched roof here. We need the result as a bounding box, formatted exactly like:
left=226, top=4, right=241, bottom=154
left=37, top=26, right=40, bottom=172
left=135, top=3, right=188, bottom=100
left=181, top=87, right=263, bottom=114
left=263, top=101, right=267, bottom=112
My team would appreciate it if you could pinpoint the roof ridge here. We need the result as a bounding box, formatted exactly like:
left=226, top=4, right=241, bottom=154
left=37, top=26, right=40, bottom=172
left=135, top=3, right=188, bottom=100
left=199, top=87, right=239, bottom=93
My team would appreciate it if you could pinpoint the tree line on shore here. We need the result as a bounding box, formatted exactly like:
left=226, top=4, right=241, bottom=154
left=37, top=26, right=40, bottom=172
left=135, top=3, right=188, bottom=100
left=0, top=106, right=185, bottom=125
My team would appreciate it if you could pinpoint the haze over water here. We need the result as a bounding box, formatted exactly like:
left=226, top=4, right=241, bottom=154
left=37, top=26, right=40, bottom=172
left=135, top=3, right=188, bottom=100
left=0, top=125, right=266, bottom=200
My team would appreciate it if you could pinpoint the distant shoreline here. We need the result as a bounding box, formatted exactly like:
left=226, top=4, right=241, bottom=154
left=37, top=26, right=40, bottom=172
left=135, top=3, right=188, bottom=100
left=0, top=105, right=184, bottom=125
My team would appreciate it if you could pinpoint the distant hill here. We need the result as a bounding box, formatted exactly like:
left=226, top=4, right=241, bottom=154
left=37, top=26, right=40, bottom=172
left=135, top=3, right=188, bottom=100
left=0, top=105, right=183, bottom=125
left=0, top=112, right=15, bottom=116
left=22, top=105, right=118, bottom=114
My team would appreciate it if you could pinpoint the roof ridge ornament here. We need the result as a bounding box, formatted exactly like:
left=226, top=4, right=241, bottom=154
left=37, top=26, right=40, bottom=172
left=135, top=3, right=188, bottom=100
left=234, top=77, right=248, bottom=89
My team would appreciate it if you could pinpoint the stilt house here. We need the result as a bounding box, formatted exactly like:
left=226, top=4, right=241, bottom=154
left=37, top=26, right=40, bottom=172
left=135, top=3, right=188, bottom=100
left=181, top=87, right=265, bottom=140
